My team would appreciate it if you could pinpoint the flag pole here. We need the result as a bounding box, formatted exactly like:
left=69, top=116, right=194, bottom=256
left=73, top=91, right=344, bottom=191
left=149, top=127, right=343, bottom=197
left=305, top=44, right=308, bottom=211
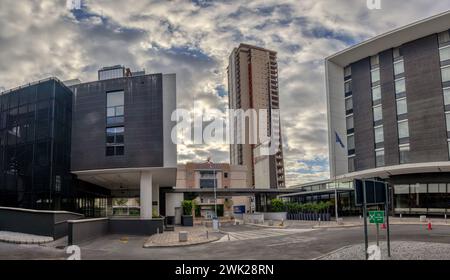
left=334, top=133, right=339, bottom=223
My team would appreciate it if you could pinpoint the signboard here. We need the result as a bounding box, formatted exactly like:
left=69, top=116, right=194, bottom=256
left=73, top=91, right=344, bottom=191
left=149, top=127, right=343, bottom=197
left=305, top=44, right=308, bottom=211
left=355, top=179, right=387, bottom=206
left=233, top=205, right=246, bottom=214
left=369, top=211, right=385, bottom=224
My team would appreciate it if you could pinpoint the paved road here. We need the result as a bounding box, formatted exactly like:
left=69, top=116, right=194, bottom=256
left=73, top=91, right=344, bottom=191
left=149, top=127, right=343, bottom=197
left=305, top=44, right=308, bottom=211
left=0, top=224, right=449, bottom=260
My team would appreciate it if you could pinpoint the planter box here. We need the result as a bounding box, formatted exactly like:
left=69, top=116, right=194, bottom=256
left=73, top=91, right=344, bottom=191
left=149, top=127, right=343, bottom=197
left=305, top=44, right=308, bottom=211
left=181, top=215, right=193, bottom=227
left=263, top=212, right=287, bottom=221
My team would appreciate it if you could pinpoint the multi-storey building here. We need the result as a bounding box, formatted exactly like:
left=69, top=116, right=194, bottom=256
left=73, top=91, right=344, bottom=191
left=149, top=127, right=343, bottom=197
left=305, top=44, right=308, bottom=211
left=228, top=44, right=285, bottom=189
left=327, top=11, right=450, bottom=215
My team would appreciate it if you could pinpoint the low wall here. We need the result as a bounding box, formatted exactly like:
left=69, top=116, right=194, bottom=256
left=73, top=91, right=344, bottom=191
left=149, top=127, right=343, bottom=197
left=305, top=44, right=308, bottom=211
left=68, top=217, right=165, bottom=245
left=263, top=212, right=287, bottom=221
left=0, top=207, right=84, bottom=239
left=68, top=218, right=109, bottom=245
left=109, top=218, right=164, bottom=235
left=243, top=213, right=264, bottom=224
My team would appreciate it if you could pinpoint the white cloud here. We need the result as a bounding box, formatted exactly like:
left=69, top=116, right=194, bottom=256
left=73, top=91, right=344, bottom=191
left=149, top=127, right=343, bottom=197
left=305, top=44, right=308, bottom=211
left=0, top=0, right=449, bottom=186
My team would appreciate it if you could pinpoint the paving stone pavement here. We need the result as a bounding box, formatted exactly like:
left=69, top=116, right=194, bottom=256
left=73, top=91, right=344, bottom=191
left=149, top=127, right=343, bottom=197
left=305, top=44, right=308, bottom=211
left=143, top=226, right=222, bottom=247
left=0, top=231, right=53, bottom=244
left=319, top=241, right=450, bottom=260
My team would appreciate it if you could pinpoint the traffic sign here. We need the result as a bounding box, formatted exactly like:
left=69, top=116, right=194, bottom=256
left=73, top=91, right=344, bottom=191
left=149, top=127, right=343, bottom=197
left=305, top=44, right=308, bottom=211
left=369, top=211, right=385, bottom=224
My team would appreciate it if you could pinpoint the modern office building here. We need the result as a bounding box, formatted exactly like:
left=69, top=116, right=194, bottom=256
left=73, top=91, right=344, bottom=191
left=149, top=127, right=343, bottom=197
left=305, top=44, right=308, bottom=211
left=326, top=11, right=450, bottom=215
left=228, top=43, right=285, bottom=189
left=176, top=162, right=252, bottom=218
left=0, top=70, right=177, bottom=219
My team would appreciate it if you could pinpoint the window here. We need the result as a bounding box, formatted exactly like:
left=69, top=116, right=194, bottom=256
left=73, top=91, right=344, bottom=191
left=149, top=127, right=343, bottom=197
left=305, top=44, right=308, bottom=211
left=224, top=172, right=229, bottom=178
left=442, top=66, right=450, bottom=83
left=346, top=115, right=354, bottom=130
left=374, top=126, right=384, bottom=144
left=371, top=68, right=380, bottom=84
left=439, top=31, right=450, bottom=44
left=347, top=135, right=355, bottom=151
left=440, top=46, right=450, bottom=62
left=444, top=88, right=450, bottom=105
left=375, top=149, right=385, bottom=167
left=396, top=98, right=408, bottom=115
left=107, top=91, right=124, bottom=125
left=372, top=85, right=381, bottom=102
left=348, top=156, right=355, bottom=173
left=393, top=47, right=402, bottom=59
left=448, top=140, right=450, bottom=159
left=106, top=126, right=124, bottom=156
left=345, top=97, right=353, bottom=112
left=395, top=78, right=406, bottom=94
left=370, top=55, right=379, bottom=67
left=344, top=66, right=352, bottom=77
left=446, top=113, right=450, bottom=132
left=398, top=120, right=410, bottom=139
left=399, top=144, right=410, bottom=164
left=344, top=80, right=352, bottom=93
left=394, top=60, right=405, bottom=75
left=373, top=105, right=383, bottom=122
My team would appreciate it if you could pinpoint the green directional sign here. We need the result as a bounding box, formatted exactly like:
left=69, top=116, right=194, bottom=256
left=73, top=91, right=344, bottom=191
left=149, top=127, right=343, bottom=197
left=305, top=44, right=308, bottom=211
left=369, top=211, right=385, bottom=224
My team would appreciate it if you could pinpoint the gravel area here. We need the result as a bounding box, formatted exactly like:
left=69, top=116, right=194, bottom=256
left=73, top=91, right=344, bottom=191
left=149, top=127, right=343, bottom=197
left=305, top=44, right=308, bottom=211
left=320, top=241, right=450, bottom=260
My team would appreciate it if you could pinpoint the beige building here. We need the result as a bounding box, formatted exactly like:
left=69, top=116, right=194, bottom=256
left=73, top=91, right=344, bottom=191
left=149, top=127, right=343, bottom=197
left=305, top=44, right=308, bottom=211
left=228, top=43, right=285, bottom=189
left=176, top=162, right=252, bottom=218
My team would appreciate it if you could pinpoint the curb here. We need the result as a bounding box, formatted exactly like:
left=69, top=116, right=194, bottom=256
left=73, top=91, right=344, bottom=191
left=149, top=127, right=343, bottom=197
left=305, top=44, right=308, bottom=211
left=313, top=245, right=354, bottom=260
left=143, top=236, right=221, bottom=248
left=0, top=238, right=54, bottom=245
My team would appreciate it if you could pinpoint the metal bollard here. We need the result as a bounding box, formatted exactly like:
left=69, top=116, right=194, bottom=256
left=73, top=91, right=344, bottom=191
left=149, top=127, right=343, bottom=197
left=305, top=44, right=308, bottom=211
left=206, top=231, right=209, bottom=239
left=157, top=228, right=160, bottom=235
left=228, top=234, right=230, bottom=241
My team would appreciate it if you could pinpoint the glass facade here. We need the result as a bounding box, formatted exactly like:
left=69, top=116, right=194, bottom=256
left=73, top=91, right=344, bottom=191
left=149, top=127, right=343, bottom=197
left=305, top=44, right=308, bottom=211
left=394, top=183, right=450, bottom=214
left=0, top=79, right=72, bottom=210
left=0, top=79, right=109, bottom=216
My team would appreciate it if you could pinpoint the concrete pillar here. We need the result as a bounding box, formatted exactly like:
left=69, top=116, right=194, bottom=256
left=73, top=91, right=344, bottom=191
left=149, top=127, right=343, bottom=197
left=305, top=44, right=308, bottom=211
left=152, top=184, right=160, bottom=217
left=140, top=172, right=153, bottom=219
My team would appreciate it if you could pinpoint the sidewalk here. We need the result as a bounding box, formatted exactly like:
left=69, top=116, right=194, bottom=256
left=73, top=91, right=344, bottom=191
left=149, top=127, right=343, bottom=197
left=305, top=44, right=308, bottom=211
left=143, top=226, right=223, bottom=248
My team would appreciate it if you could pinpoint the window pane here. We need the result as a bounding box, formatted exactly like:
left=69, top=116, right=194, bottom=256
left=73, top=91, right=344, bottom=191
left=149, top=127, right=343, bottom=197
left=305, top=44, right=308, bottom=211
left=395, top=78, right=406, bottom=94
left=344, top=66, right=352, bottom=77
left=444, top=88, right=450, bottom=105
left=400, top=145, right=410, bottom=164
left=371, top=69, right=380, bottom=83
left=348, top=157, right=355, bottom=172
left=373, top=106, right=383, bottom=122
left=446, top=113, right=450, bottom=132
left=398, top=121, right=409, bottom=138
left=372, top=86, right=381, bottom=101
left=374, top=126, right=384, bottom=143
left=345, top=81, right=352, bottom=93
left=442, top=67, right=450, bottom=83
left=346, top=115, right=354, bottom=129
left=396, top=98, right=408, bottom=115
left=107, top=91, right=124, bottom=107
left=107, top=108, right=115, bottom=117
left=376, top=150, right=385, bottom=167
left=371, top=55, right=379, bottom=67
left=345, top=98, right=353, bottom=111
left=347, top=135, right=355, bottom=150
left=440, top=46, right=450, bottom=62
left=439, top=31, right=450, bottom=44
left=394, top=60, right=405, bottom=75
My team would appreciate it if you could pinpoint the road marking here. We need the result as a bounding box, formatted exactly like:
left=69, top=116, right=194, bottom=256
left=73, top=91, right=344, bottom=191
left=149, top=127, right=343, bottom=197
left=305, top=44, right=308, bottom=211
left=217, top=228, right=315, bottom=242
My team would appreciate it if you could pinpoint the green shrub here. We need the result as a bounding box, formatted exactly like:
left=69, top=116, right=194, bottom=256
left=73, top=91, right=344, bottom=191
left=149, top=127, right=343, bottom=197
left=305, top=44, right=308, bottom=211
left=194, top=204, right=201, bottom=217
left=182, top=200, right=193, bottom=216
left=270, top=198, right=286, bottom=212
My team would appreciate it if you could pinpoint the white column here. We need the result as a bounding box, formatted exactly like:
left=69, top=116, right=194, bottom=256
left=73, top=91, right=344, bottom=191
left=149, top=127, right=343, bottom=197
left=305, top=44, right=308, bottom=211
left=140, top=172, right=153, bottom=219
left=152, top=184, right=160, bottom=217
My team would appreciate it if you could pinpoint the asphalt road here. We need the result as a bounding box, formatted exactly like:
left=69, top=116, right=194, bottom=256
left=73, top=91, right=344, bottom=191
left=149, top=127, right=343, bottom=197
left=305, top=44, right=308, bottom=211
left=1, top=224, right=450, bottom=260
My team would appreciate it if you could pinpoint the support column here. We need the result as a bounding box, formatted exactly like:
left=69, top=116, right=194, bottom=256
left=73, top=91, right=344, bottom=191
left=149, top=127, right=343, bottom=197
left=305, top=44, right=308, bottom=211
left=140, top=172, right=153, bottom=219
left=152, top=184, right=160, bottom=217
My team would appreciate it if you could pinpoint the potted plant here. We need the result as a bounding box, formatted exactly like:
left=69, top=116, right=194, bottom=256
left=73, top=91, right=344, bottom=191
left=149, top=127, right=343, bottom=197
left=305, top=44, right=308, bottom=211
left=181, top=200, right=194, bottom=226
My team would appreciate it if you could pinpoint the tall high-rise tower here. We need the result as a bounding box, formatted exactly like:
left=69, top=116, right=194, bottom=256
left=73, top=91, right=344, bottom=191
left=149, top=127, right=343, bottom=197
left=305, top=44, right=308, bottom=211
left=228, top=44, right=285, bottom=189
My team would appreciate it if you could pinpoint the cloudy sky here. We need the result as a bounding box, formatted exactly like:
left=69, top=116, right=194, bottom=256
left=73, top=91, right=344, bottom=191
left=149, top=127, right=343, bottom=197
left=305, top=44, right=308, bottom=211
left=1, top=0, right=449, bottom=186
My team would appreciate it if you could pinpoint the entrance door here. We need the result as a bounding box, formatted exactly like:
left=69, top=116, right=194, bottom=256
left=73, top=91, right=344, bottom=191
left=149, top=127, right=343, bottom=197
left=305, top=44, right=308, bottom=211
left=175, top=207, right=182, bottom=225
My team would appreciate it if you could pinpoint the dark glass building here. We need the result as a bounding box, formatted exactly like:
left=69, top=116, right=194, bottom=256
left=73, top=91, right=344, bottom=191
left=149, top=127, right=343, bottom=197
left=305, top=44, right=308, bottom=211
left=0, top=78, right=110, bottom=216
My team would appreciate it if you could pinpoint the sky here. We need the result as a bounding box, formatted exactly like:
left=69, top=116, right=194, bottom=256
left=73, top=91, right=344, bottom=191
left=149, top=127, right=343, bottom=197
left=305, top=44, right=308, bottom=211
left=0, top=0, right=449, bottom=187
